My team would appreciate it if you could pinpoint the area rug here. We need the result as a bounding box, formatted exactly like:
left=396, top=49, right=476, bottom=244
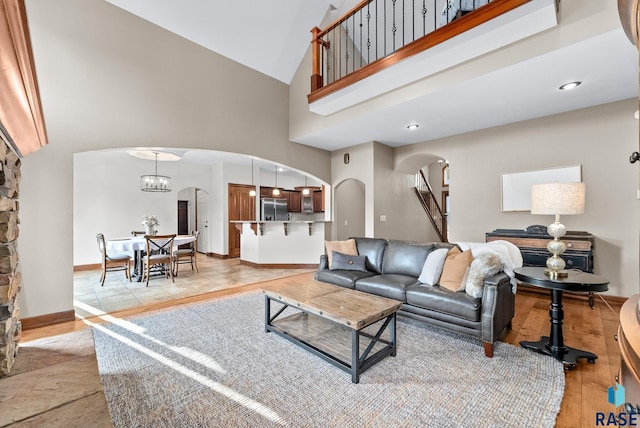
left=92, top=291, right=565, bottom=427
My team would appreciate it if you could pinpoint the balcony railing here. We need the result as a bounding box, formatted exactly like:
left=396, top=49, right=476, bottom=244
left=309, top=0, right=531, bottom=104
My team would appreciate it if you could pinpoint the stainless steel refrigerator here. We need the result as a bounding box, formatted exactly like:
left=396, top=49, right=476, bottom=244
left=261, top=198, right=288, bottom=221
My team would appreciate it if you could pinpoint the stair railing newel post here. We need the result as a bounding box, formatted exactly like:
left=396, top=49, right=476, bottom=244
left=311, top=26, right=323, bottom=91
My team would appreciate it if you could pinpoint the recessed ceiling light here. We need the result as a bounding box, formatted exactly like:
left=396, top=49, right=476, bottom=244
left=559, top=81, right=581, bottom=91
left=406, top=124, right=419, bottom=130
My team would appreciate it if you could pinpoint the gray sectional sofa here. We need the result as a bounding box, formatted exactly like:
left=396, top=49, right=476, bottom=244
left=315, top=237, right=516, bottom=357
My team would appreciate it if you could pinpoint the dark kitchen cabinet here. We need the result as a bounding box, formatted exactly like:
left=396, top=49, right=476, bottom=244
left=287, top=190, right=302, bottom=212
left=313, top=187, right=324, bottom=212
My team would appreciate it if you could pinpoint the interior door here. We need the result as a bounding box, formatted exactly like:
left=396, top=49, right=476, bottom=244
left=177, top=200, right=189, bottom=249
left=177, top=200, right=189, bottom=234
left=228, top=184, right=256, bottom=258
left=196, top=189, right=209, bottom=254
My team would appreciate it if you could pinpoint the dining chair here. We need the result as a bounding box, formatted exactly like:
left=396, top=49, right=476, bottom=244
left=96, top=233, right=132, bottom=286
left=173, top=230, right=199, bottom=276
left=141, top=234, right=176, bottom=287
left=131, top=231, right=146, bottom=236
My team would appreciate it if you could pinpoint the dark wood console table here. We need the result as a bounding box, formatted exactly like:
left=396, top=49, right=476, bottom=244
left=514, top=267, right=609, bottom=369
left=487, top=226, right=596, bottom=307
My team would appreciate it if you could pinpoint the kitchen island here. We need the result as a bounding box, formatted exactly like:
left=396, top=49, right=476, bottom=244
left=230, top=221, right=327, bottom=267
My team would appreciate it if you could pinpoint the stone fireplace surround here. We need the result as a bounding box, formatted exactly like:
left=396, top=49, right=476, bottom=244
left=0, top=139, right=21, bottom=376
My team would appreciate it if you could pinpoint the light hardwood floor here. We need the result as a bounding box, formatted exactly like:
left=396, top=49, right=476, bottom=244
left=1, top=262, right=624, bottom=427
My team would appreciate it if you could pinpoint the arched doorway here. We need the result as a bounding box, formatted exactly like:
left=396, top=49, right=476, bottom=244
left=334, top=178, right=365, bottom=240
left=177, top=187, right=209, bottom=254
left=395, top=153, right=449, bottom=242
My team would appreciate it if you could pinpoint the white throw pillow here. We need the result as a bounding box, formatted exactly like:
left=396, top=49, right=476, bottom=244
left=418, top=248, right=449, bottom=286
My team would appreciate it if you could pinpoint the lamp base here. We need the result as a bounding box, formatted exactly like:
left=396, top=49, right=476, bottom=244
left=544, top=268, right=569, bottom=279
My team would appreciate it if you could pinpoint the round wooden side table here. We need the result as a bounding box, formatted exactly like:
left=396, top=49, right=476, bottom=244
left=514, top=266, right=609, bottom=369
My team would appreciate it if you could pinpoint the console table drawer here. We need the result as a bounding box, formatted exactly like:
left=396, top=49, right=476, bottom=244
left=486, top=227, right=595, bottom=274
left=487, top=236, right=592, bottom=251
left=522, top=250, right=592, bottom=272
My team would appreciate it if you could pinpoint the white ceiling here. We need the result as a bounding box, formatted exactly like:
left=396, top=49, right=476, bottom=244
left=103, top=0, right=639, bottom=152
left=102, top=0, right=334, bottom=84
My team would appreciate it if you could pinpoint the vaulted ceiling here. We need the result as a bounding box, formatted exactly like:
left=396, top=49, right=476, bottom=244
left=102, top=0, right=638, bottom=151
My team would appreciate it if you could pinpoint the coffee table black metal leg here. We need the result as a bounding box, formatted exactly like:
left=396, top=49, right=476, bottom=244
left=390, top=313, right=397, bottom=357
left=520, top=289, right=598, bottom=369
left=264, top=295, right=271, bottom=333
left=352, top=330, right=360, bottom=384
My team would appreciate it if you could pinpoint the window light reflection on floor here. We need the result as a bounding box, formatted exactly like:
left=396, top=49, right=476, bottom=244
left=84, top=316, right=285, bottom=425
left=76, top=299, right=226, bottom=373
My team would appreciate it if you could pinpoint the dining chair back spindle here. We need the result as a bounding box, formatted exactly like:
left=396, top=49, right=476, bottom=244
left=96, top=233, right=132, bottom=286
left=142, top=234, right=176, bottom=287
left=173, top=230, right=200, bottom=276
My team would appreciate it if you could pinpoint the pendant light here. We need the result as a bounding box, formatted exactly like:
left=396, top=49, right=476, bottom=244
left=302, top=176, right=310, bottom=195
left=249, top=159, right=256, bottom=197
left=140, top=152, right=172, bottom=192
left=272, top=165, right=281, bottom=196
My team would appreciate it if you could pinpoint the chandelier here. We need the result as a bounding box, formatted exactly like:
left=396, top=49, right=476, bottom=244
left=140, top=152, right=172, bottom=192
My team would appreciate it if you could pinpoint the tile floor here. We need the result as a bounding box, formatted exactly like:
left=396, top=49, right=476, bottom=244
left=0, top=255, right=314, bottom=427
left=73, top=254, right=314, bottom=317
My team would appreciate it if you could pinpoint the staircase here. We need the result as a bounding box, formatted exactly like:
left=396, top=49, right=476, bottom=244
left=414, top=170, right=447, bottom=242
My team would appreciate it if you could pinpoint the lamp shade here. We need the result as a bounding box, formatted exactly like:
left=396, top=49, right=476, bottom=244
left=531, top=182, right=585, bottom=215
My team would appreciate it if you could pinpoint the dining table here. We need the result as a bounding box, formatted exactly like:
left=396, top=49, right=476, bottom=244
left=106, top=235, right=197, bottom=282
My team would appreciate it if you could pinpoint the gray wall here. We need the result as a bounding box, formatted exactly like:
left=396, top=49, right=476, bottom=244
left=330, top=142, right=442, bottom=243
left=373, top=142, right=437, bottom=241
left=327, top=99, right=638, bottom=298
left=396, top=99, right=639, bottom=298
left=19, top=0, right=330, bottom=318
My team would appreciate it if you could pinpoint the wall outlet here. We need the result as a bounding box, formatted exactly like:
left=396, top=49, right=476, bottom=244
left=380, top=215, right=387, bottom=222
left=344, top=219, right=348, bottom=226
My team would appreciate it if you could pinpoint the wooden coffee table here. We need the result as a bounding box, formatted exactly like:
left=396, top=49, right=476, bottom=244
left=263, top=279, right=402, bottom=383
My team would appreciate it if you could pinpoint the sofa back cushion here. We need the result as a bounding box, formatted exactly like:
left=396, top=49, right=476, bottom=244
left=382, top=240, right=435, bottom=277
left=352, top=237, right=388, bottom=273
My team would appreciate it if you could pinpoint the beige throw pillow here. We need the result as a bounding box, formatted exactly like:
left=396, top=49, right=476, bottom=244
left=439, top=247, right=474, bottom=292
left=325, top=239, right=358, bottom=268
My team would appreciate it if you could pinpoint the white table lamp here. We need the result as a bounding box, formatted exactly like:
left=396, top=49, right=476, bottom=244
left=531, top=182, right=585, bottom=278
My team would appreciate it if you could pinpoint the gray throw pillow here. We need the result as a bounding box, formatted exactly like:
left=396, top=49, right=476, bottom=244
left=330, top=251, right=368, bottom=272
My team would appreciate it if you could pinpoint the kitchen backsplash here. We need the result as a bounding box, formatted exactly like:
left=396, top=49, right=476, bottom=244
left=289, top=212, right=325, bottom=222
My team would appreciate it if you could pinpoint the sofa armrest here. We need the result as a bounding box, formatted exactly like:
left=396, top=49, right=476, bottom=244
left=481, top=272, right=515, bottom=345
left=318, top=254, right=328, bottom=271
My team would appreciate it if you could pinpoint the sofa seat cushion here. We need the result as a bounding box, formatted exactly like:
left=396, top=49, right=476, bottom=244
left=315, top=269, right=377, bottom=289
left=405, top=284, right=481, bottom=322
left=355, top=274, right=419, bottom=301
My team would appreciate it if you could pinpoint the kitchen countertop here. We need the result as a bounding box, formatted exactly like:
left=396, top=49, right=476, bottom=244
left=229, top=220, right=330, bottom=223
